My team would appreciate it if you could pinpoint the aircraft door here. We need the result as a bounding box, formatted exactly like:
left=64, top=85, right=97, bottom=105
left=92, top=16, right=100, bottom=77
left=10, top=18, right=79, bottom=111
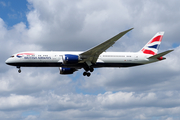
left=134, top=55, right=138, bottom=61
left=52, top=54, right=62, bottom=62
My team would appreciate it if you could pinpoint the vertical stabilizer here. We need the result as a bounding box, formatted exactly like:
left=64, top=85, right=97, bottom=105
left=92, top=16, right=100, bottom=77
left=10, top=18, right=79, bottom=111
left=139, top=32, right=164, bottom=55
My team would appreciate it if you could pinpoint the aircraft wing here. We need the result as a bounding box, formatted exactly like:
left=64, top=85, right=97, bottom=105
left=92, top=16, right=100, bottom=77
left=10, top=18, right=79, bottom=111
left=79, top=28, right=133, bottom=64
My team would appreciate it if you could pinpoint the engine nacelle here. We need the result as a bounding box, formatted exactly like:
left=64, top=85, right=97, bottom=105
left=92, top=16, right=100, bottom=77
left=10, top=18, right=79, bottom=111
left=62, top=54, right=79, bottom=64
left=59, top=67, right=76, bottom=74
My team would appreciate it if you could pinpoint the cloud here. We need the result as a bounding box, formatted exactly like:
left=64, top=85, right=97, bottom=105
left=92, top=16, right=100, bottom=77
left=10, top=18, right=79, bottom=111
left=0, top=94, right=40, bottom=111
left=1, top=0, right=180, bottom=120
left=1, top=91, right=180, bottom=119
left=0, top=1, right=6, bottom=7
left=0, top=68, right=74, bottom=95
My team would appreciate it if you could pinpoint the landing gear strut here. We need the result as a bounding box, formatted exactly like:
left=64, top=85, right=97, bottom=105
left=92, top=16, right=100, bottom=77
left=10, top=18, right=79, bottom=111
left=82, top=61, right=94, bottom=77
left=17, top=66, right=21, bottom=73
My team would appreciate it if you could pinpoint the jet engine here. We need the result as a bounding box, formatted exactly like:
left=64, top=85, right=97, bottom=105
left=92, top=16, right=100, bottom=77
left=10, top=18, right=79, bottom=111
left=62, top=54, right=80, bottom=64
left=59, top=67, right=76, bottom=74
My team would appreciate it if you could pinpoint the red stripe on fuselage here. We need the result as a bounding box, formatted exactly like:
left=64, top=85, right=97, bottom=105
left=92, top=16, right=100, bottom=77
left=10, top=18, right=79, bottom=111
left=17, top=53, right=35, bottom=56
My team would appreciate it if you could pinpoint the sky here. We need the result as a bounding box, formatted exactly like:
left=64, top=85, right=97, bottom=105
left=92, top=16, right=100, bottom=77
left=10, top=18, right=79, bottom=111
left=1, top=0, right=180, bottom=120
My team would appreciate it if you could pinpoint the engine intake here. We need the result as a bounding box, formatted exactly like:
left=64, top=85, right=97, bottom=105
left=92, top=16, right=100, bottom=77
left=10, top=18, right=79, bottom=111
left=62, top=54, right=79, bottom=64
left=59, top=67, right=76, bottom=74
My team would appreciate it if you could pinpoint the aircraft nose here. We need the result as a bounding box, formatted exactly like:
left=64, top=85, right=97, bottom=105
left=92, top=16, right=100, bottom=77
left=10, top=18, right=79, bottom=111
left=5, top=58, right=10, bottom=65
left=5, top=58, right=13, bottom=65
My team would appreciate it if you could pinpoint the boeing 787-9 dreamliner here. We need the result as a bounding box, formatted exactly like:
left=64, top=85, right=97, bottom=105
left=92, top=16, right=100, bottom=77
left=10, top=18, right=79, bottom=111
left=5, top=28, right=173, bottom=77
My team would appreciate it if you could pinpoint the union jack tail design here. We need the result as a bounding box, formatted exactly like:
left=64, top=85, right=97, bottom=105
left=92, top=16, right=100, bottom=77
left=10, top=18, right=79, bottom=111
left=139, top=32, right=164, bottom=55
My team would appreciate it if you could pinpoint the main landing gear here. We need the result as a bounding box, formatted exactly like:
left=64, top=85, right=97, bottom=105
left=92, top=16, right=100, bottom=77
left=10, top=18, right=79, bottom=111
left=83, top=72, right=91, bottom=77
left=17, top=66, right=21, bottom=73
left=83, top=67, right=94, bottom=77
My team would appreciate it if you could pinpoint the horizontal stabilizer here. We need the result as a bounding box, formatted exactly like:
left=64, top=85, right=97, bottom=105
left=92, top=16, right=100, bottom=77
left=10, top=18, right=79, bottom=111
left=148, top=49, right=174, bottom=59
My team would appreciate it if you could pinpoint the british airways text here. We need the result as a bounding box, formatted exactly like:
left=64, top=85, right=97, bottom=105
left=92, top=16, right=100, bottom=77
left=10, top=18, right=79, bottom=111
left=24, top=57, right=51, bottom=59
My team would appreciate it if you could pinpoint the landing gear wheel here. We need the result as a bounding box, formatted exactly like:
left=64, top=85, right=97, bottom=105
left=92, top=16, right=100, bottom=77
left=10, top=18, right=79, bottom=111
left=83, top=72, right=91, bottom=77
left=90, top=67, right=94, bottom=72
left=83, top=72, right=87, bottom=76
left=83, top=65, right=94, bottom=77
left=17, top=66, right=21, bottom=73
left=87, top=72, right=91, bottom=77
left=18, top=69, right=21, bottom=73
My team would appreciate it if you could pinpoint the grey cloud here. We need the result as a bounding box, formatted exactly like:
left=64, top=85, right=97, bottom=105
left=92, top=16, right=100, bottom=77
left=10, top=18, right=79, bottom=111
left=0, top=91, right=179, bottom=119
left=0, top=94, right=41, bottom=111
left=0, top=68, right=74, bottom=95
left=24, top=0, right=180, bottom=52
left=25, top=0, right=133, bottom=51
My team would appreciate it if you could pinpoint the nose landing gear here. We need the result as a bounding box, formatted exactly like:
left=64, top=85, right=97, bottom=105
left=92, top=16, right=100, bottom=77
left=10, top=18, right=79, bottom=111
left=18, top=69, right=21, bottom=73
left=17, top=66, right=21, bottom=73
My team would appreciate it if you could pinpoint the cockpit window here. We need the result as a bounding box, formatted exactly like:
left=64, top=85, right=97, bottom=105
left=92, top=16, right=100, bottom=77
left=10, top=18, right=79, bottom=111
left=10, top=55, right=14, bottom=58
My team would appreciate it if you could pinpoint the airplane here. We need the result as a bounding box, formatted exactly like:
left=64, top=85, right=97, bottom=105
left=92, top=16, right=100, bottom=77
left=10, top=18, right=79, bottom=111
left=5, top=28, right=173, bottom=77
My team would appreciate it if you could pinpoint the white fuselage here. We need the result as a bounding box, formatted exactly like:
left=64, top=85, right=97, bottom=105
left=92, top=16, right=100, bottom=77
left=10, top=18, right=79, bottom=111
left=5, top=51, right=159, bottom=68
